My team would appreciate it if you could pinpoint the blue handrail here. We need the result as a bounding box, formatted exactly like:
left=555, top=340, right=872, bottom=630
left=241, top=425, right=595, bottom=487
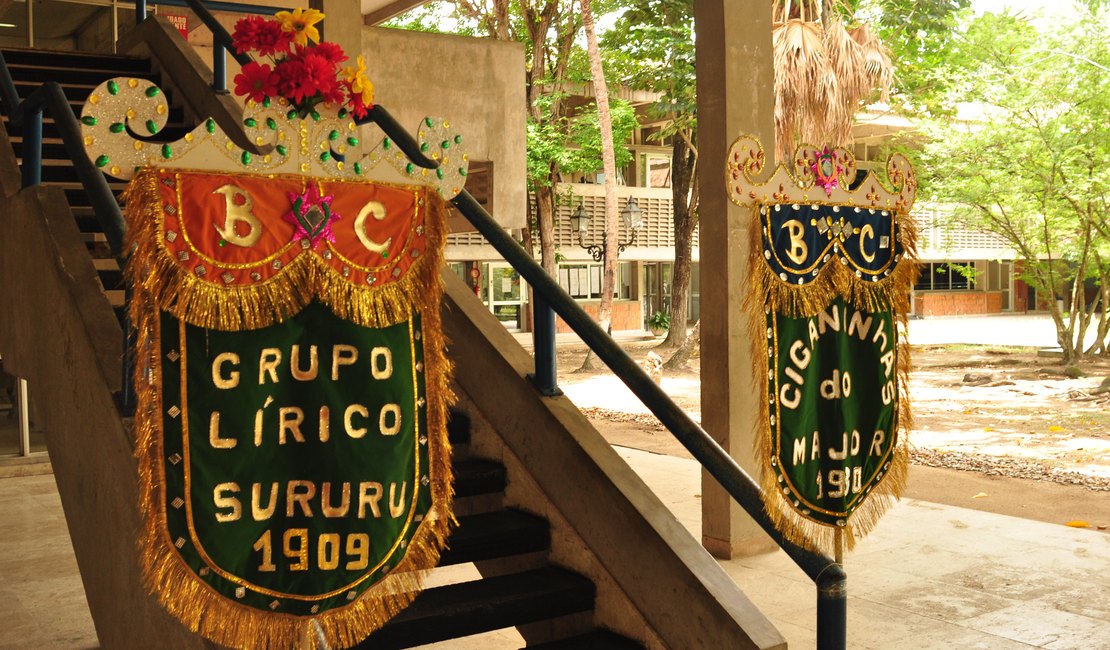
left=186, top=4, right=848, bottom=647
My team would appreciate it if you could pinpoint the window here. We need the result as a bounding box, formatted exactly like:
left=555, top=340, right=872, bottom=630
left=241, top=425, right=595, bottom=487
left=639, top=153, right=672, bottom=188
left=915, top=262, right=977, bottom=291
left=558, top=262, right=632, bottom=300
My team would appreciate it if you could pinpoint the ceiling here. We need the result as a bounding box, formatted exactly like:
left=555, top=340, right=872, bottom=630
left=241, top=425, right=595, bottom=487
left=361, top=0, right=427, bottom=25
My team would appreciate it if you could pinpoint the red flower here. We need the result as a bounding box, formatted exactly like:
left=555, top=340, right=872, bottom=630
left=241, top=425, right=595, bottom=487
left=232, top=15, right=292, bottom=57
left=346, top=80, right=373, bottom=119
left=313, top=41, right=348, bottom=65
left=253, top=20, right=293, bottom=57
left=233, top=61, right=278, bottom=103
left=231, top=16, right=265, bottom=53
left=278, top=49, right=341, bottom=105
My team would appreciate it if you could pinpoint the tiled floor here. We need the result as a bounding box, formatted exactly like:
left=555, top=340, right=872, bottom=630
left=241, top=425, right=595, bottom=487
left=2, top=449, right=1108, bottom=649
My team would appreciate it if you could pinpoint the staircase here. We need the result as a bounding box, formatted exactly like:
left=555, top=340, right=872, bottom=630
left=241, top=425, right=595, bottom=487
left=0, top=47, right=650, bottom=649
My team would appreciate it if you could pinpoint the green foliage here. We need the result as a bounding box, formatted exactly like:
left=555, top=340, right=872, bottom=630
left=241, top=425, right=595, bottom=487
left=526, top=95, right=638, bottom=188
left=919, top=7, right=1110, bottom=357
left=648, top=310, right=671, bottom=330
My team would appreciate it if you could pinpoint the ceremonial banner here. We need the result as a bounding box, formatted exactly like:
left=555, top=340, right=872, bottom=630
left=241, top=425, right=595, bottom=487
left=727, top=138, right=918, bottom=554
left=125, top=169, right=454, bottom=648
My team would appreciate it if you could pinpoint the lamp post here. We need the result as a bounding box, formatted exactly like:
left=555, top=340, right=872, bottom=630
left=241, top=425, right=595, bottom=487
left=570, top=197, right=645, bottom=261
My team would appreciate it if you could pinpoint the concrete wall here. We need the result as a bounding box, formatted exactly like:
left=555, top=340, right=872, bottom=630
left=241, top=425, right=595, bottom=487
left=362, top=26, right=526, bottom=230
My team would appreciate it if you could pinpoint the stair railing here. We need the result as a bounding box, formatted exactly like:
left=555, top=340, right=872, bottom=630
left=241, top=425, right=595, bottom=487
left=177, top=6, right=850, bottom=648
left=0, top=55, right=126, bottom=255
left=0, top=6, right=848, bottom=646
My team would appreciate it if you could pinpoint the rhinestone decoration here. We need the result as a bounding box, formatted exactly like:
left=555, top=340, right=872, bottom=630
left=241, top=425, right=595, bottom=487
left=164, top=204, right=177, bottom=215
left=250, top=272, right=262, bottom=282
left=310, top=605, right=320, bottom=614
left=273, top=260, right=283, bottom=270
left=195, top=265, right=206, bottom=277
left=174, top=537, right=186, bottom=548
left=415, top=362, right=424, bottom=372
left=166, top=350, right=180, bottom=362
left=167, top=405, right=181, bottom=418
left=346, top=591, right=357, bottom=601
left=168, top=453, right=182, bottom=465
left=171, top=497, right=184, bottom=509
left=177, top=251, right=189, bottom=261
left=221, top=272, right=235, bottom=284
left=165, top=230, right=177, bottom=242
left=269, top=600, right=281, bottom=610
left=235, top=587, right=246, bottom=599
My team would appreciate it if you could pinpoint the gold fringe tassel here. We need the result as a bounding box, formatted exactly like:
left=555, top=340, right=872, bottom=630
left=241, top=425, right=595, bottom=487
left=745, top=203, right=918, bottom=557
left=125, top=169, right=457, bottom=649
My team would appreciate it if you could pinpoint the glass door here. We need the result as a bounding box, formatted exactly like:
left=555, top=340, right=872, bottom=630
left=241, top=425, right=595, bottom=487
left=487, top=263, right=524, bottom=331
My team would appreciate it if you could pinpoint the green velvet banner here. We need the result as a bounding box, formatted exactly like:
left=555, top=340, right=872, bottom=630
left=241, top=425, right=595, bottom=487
left=766, top=297, right=899, bottom=526
left=158, top=301, right=432, bottom=616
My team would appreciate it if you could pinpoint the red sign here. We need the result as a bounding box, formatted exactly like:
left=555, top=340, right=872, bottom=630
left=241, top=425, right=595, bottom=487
left=165, top=13, right=189, bottom=39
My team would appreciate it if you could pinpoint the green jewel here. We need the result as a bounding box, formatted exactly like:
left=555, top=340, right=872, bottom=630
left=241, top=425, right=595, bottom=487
left=107, top=80, right=119, bottom=95
left=441, top=140, right=450, bottom=149
left=287, top=109, right=298, bottom=120
left=276, top=144, right=288, bottom=156
left=310, top=111, right=321, bottom=122
left=405, top=162, right=414, bottom=174
left=458, top=167, right=468, bottom=176
left=146, top=119, right=159, bottom=134
left=262, top=97, right=271, bottom=107
left=244, top=117, right=257, bottom=128
left=347, top=136, right=358, bottom=146
left=420, top=142, right=429, bottom=152
left=320, top=151, right=330, bottom=162
left=109, top=122, right=124, bottom=133
left=95, top=154, right=109, bottom=168
left=205, top=118, right=216, bottom=133
left=161, top=144, right=172, bottom=159
left=338, top=108, right=347, bottom=118
left=424, top=117, right=434, bottom=127
left=436, top=167, right=444, bottom=179
left=241, top=151, right=251, bottom=165
left=81, top=116, right=97, bottom=126
left=383, top=138, right=391, bottom=149
left=354, top=162, right=362, bottom=175
left=145, top=86, right=160, bottom=97
left=266, top=118, right=277, bottom=130
left=454, top=134, right=463, bottom=144
left=218, top=239, right=227, bottom=247
left=328, top=129, right=339, bottom=141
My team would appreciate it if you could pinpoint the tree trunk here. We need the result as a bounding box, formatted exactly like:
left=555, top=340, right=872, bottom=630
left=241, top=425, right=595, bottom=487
left=660, top=131, right=698, bottom=349
left=576, top=0, right=618, bottom=373
left=664, top=319, right=700, bottom=371
left=534, top=184, right=558, bottom=276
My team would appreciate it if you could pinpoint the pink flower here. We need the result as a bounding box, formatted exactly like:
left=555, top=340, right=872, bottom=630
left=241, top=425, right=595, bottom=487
left=233, top=61, right=278, bottom=103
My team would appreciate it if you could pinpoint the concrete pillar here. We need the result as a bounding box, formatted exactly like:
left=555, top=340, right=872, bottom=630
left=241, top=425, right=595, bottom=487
left=693, top=0, right=777, bottom=559
left=310, top=0, right=361, bottom=57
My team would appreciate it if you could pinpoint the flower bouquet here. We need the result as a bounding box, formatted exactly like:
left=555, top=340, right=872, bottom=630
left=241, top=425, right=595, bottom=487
left=231, top=8, right=374, bottom=119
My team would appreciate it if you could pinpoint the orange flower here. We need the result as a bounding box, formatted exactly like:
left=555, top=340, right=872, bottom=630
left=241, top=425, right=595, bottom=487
left=275, top=7, right=324, bottom=46
left=343, top=55, right=374, bottom=106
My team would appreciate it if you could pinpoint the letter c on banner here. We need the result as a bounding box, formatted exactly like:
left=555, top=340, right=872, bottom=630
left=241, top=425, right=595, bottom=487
left=355, top=201, right=392, bottom=255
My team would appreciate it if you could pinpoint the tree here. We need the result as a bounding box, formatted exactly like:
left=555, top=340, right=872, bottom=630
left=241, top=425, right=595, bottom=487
left=606, top=0, right=698, bottom=360
left=919, top=9, right=1110, bottom=361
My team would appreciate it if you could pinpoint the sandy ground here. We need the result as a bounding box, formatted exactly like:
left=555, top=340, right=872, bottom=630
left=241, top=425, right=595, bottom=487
left=554, top=339, right=1110, bottom=532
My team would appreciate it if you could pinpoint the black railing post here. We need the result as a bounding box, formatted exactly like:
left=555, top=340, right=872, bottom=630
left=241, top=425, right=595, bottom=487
left=212, top=42, right=228, bottom=93
left=529, top=295, right=561, bottom=396
left=20, top=109, right=42, bottom=188
left=136, top=0, right=147, bottom=23
left=816, top=567, right=848, bottom=650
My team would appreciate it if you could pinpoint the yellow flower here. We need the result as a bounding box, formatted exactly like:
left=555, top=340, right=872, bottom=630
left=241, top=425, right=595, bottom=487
left=275, top=7, right=325, bottom=46
left=343, top=55, right=375, bottom=104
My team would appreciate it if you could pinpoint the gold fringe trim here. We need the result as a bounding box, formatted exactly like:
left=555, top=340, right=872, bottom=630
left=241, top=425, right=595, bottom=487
left=745, top=204, right=918, bottom=556
left=127, top=170, right=457, bottom=649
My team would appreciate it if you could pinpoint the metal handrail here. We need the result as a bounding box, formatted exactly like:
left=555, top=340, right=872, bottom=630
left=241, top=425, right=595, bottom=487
left=185, top=3, right=847, bottom=647
left=0, top=53, right=126, bottom=256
